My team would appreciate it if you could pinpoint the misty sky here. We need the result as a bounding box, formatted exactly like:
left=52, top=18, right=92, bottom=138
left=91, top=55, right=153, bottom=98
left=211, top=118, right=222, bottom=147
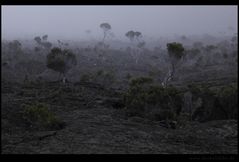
left=2, top=5, right=238, bottom=40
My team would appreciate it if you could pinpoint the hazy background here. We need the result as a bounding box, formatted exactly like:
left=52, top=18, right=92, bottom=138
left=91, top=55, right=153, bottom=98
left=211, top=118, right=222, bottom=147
left=2, top=5, right=238, bottom=41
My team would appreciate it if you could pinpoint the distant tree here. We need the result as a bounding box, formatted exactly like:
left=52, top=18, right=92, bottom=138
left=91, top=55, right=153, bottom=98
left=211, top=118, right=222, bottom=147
left=162, top=42, right=185, bottom=86
left=193, top=42, right=204, bottom=49
left=100, top=23, right=111, bottom=44
left=205, top=45, right=216, bottom=52
left=137, top=41, right=146, bottom=48
left=8, top=40, right=21, bottom=51
left=125, top=30, right=135, bottom=42
left=34, top=47, right=41, bottom=52
left=134, top=31, right=142, bottom=41
left=57, top=40, right=69, bottom=49
left=34, top=36, right=42, bottom=44
left=41, top=41, right=52, bottom=49
left=8, top=40, right=22, bottom=58
left=231, top=33, right=238, bottom=48
left=34, top=35, right=52, bottom=50
left=97, top=23, right=112, bottom=61
left=125, top=30, right=145, bottom=64
left=231, top=34, right=237, bottom=43
left=46, top=47, right=77, bottom=83
left=42, top=35, right=48, bottom=41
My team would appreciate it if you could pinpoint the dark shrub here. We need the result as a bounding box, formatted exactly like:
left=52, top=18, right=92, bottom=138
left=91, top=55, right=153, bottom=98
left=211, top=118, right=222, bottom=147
left=214, top=84, right=238, bottom=119
left=80, top=74, right=92, bottom=82
left=188, top=84, right=238, bottom=122
left=22, top=102, right=65, bottom=130
left=124, top=77, right=182, bottom=120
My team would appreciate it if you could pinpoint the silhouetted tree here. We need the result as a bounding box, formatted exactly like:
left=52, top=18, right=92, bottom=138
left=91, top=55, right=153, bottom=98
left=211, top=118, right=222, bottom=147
left=134, top=31, right=142, bottom=41
left=34, top=35, right=52, bottom=50
left=137, top=41, right=146, bottom=48
left=42, top=35, right=48, bottom=41
left=46, top=47, right=77, bottom=83
left=57, top=40, right=68, bottom=49
left=8, top=40, right=21, bottom=51
left=125, top=30, right=135, bottom=42
left=34, top=36, right=41, bottom=44
left=125, top=30, right=145, bottom=64
left=162, top=42, right=185, bottom=86
left=231, top=33, right=238, bottom=48
left=100, top=23, right=111, bottom=44
left=8, top=40, right=22, bottom=60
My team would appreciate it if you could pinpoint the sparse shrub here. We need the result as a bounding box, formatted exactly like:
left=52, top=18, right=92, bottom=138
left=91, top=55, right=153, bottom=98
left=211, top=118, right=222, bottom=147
left=96, top=69, right=104, bottom=76
left=104, top=71, right=115, bottom=83
left=223, top=53, right=228, bottom=59
left=187, top=83, right=238, bottom=122
left=22, top=102, right=64, bottom=130
left=214, top=84, right=238, bottom=119
left=125, top=73, right=132, bottom=80
left=187, top=84, right=202, bottom=100
left=148, top=70, right=156, bottom=77
left=129, top=76, right=153, bottom=87
left=187, top=84, right=216, bottom=122
left=93, top=70, right=115, bottom=87
left=146, top=107, right=177, bottom=121
left=124, top=77, right=182, bottom=121
left=80, top=74, right=92, bottom=82
left=148, top=68, right=161, bottom=79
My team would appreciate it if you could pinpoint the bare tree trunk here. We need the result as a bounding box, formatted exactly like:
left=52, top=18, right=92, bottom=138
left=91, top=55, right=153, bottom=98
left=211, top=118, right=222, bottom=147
left=102, top=31, right=106, bottom=44
left=162, top=63, right=175, bottom=87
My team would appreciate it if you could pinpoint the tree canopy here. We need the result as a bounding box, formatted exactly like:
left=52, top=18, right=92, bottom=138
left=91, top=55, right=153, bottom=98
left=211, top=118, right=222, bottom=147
left=46, top=47, right=77, bottom=75
left=100, top=23, right=111, bottom=31
left=167, top=42, right=185, bottom=59
left=125, top=31, right=142, bottom=42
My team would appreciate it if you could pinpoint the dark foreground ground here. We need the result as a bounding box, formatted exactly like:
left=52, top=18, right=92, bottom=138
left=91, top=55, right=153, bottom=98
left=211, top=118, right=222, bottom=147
left=1, top=81, right=238, bottom=154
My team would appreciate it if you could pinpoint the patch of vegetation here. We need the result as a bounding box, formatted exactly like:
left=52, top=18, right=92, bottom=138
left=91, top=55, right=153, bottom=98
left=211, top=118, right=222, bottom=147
left=124, top=77, right=182, bottom=121
left=188, top=83, right=238, bottom=122
left=125, top=73, right=132, bottom=80
left=47, top=47, right=77, bottom=82
left=129, top=76, right=153, bottom=87
left=80, top=73, right=92, bottom=82
left=167, top=42, right=185, bottom=59
left=96, top=69, right=104, bottom=76
left=93, top=70, right=116, bottom=87
left=215, top=84, right=238, bottom=119
left=22, top=102, right=65, bottom=130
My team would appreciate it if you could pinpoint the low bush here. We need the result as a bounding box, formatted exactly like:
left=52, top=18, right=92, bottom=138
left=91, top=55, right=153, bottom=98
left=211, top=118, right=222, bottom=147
left=214, top=84, right=238, bottom=119
left=124, top=77, right=183, bottom=121
left=80, top=74, right=92, bottom=82
left=93, top=70, right=116, bottom=87
left=22, top=102, right=65, bottom=130
left=125, top=73, right=132, bottom=80
left=188, top=83, right=238, bottom=122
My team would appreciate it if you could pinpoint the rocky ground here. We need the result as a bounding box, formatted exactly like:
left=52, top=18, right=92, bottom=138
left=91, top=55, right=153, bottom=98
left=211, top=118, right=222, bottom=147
left=1, top=81, right=238, bottom=154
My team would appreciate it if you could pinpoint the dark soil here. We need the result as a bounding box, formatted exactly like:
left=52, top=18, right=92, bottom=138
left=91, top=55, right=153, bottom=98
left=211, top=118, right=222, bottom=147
left=1, top=81, right=238, bottom=154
